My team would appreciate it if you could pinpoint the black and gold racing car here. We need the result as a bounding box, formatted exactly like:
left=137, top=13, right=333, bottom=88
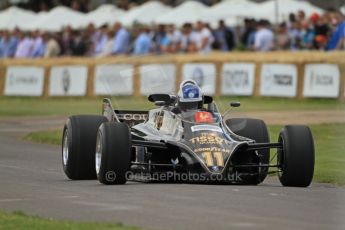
left=62, top=95, right=314, bottom=187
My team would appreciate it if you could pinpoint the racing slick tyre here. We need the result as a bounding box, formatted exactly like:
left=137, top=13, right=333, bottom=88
left=62, top=115, right=107, bottom=180
left=278, top=125, right=314, bottom=187
left=225, top=118, right=270, bottom=184
left=96, top=122, right=132, bottom=185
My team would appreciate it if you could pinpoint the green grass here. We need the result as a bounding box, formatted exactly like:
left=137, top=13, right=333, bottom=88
left=25, top=123, right=345, bottom=185
left=0, top=96, right=344, bottom=117
left=0, top=210, right=138, bottom=230
left=25, top=130, right=62, bottom=145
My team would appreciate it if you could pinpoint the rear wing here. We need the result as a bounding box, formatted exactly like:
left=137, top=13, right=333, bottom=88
left=102, top=98, right=148, bottom=127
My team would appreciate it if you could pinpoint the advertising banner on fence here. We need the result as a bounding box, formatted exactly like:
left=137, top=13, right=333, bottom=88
left=260, top=64, right=297, bottom=97
left=303, top=64, right=340, bottom=98
left=49, top=66, right=88, bottom=96
left=183, top=63, right=216, bottom=95
left=4, top=66, right=44, bottom=96
left=140, top=64, right=176, bottom=95
left=221, top=63, right=255, bottom=96
left=94, top=64, right=133, bottom=95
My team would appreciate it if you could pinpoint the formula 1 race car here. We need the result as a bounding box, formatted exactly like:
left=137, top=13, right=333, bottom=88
left=62, top=94, right=314, bottom=187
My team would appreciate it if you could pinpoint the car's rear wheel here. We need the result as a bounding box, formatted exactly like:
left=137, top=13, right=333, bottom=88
left=278, top=125, right=314, bottom=187
left=62, top=115, right=107, bottom=180
left=226, top=118, right=270, bottom=184
left=96, top=122, right=132, bottom=185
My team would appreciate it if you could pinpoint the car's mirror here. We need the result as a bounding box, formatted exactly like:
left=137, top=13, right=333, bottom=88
left=148, top=94, right=172, bottom=104
left=203, top=95, right=213, bottom=104
left=230, top=102, right=241, bottom=107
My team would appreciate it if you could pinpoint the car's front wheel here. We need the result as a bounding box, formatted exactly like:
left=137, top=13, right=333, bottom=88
left=96, top=122, right=132, bottom=185
left=278, top=125, right=314, bottom=187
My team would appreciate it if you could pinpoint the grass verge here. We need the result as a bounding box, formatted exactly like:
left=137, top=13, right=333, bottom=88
left=25, top=130, right=62, bottom=145
left=1, top=96, right=344, bottom=117
left=0, top=210, right=138, bottom=230
left=24, top=123, right=345, bottom=185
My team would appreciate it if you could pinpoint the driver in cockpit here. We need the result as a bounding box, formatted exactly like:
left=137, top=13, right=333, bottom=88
left=171, top=80, right=216, bottom=123
left=176, top=80, right=204, bottom=111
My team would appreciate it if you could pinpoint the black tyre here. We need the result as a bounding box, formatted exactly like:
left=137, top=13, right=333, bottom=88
left=62, top=115, right=107, bottom=180
left=96, top=122, right=132, bottom=185
left=226, top=118, right=270, bottom=184
left=278, top=125, right=314, bottom=187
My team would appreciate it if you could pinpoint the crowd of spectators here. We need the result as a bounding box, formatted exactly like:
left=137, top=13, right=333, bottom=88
left=0, top=8, right=344, bottom=59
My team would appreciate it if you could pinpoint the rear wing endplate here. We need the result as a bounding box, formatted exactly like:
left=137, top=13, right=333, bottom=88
left=102, top=98, right=148, bottom=127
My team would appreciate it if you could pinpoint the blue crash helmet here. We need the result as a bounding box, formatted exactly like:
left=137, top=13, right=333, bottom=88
left=177, top=80, right=203, bottom=110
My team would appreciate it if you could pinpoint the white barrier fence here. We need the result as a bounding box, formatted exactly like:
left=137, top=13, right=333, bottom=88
left=49, top=65, right=88, bottom=96
left=2, top=62, right=344, bottom=99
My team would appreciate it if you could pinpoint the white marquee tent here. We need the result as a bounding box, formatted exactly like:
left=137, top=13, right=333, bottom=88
left=23, top=6, right=85, bottom=32
left=79, top=4, right=125, bottom=28
left=0, top=6, right=36, bottom=30
left=0, top=1, right=327, bottom=31
left=21, top=11, right=48, bottom=31
left=120, top=1, right=171, bottom=26
left=201, top=0, right=259, bottom=26
left=156, top=1, right=208, bottom=26
left=246, top=0, right=324, bottom=23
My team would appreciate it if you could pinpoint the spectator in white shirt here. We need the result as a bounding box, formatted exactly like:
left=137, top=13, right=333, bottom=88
left=97, top=30, right=114, bottom=57
left=44, top=33, right=60, bottom=58
left=14, top=32, right=34, bottom=58
left=192, top=21, right=214, bottom=54
left=254, top=20, right=274, bottom=51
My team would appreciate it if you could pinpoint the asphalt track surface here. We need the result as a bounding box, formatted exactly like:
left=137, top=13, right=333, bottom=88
left=0, top=117, right=345, bottom=230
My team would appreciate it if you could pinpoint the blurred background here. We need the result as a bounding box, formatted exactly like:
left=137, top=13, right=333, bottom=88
left=1, top=0, right=345, bottom=58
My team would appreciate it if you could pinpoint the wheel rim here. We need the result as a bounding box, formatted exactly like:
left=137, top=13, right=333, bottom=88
left=95, top=131, right=102, bottom=175
left=62, top=130, right=69, bottom=167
